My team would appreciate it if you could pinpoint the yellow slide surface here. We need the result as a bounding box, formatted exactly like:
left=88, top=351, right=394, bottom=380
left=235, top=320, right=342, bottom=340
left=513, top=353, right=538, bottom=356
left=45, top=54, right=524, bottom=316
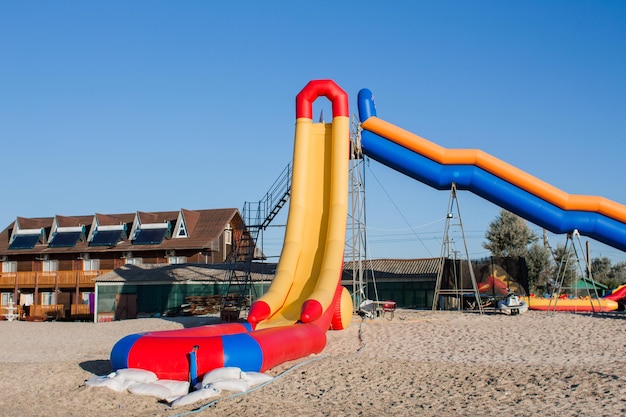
left=248, top=80, right=350, bottom=330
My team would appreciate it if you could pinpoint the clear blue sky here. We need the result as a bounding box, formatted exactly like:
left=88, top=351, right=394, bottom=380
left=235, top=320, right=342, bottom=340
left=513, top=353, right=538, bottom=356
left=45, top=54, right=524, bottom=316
left=1, top=1, right=625, bottom=263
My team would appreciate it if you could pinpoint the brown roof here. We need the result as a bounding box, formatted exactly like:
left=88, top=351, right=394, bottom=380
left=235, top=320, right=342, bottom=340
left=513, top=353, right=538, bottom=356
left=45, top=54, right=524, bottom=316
left=54, top=215, right=85, bottom=228
left=95, top=259, right=439, bottom=284
left=343, top=258, right=440, bottom=280
left=96, top=262, right=277, bottom=283
left=0, top=208, right=241, bottom=255
left=95, top=213, right=132, bottom=227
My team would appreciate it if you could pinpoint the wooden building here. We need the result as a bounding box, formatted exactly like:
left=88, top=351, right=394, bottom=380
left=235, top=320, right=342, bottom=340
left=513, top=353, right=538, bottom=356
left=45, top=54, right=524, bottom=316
left=0, top=208, right=248, bottom=320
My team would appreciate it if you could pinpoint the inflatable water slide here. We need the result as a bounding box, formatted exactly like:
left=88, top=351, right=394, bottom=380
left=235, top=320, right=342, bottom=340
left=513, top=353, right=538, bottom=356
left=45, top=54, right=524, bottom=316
left=111, top=81, right=625, bottom=381
left=357, top=88, right=625, bottom=312
left=110, top=80, right=354, bottom=381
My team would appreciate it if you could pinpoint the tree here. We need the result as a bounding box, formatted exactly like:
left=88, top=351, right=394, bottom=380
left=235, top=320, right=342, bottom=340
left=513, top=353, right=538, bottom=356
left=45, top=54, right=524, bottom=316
left=551, top=242, right=580, bottom=291
left=610, top=262, right=626, bottom=287
left=526, top=242, right=552, bottom=294
left=590, top=257, right=611, bottom=282
left=483, top=210, right=538, bottom=257
left=483, top=210, right=550, bottom=294
left=591, top=257, right=626, bottom=289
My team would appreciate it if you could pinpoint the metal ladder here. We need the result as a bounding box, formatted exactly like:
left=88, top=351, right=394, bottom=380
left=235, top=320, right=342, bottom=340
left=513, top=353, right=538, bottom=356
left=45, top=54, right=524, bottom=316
left=220, top=163, right=292, bottom=321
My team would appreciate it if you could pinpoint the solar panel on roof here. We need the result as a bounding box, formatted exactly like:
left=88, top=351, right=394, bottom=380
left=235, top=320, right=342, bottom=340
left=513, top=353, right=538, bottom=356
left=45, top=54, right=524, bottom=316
left=48, top=231, right=83, bottom=247
left=9, top=234, right=41, bottom=250
left=132, top=228, right=168, bottom=245
left=89, top=229, right=125, bottom=246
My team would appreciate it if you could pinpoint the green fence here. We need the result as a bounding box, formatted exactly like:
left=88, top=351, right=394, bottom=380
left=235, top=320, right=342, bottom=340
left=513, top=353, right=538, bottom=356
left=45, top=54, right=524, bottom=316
left=97, top=279, right=436, bottom=319
left=97, top=281, right=271, bottom=318
left=356, top=281, right=435, bottom=309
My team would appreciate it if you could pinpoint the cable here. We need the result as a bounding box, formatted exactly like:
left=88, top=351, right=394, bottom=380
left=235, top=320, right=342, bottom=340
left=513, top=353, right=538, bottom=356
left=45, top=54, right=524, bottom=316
left=366, top=164, right=435, bottom=257
left=356, top=316, right=367, bottom=354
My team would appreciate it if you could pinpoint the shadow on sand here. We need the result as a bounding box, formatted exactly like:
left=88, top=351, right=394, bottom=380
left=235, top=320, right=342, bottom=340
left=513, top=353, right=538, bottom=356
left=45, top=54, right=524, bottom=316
left=80, top=359, right=114, bottom=376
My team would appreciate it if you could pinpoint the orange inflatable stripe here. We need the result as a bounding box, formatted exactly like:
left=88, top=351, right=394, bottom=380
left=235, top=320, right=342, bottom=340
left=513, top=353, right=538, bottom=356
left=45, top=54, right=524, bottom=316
left=362, top=116, right=626, bottom=225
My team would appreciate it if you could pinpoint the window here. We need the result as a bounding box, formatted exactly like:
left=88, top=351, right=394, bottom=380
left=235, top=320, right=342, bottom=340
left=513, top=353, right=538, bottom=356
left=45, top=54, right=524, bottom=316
left=173, top=210, right=190, bottom=238
left=83, top=259, right=100, bottom=271
left=48, top=226, right=85, bottom=248
left=224, top=225, right=232, bottom=245
left=132, top=223, right=171, bottom=245
left=168, top=256, right=187, bottom=265
left=1, top=292, right=14, bottom=306
left=42, top=260, right=58, bottom=273
left=175, top=218, right=188, bottom=238
left=40, top=291, right=56, bottom=305
left=9, top=228, right=44, bottom=250
left=81, top=292, right=93, bottom=304
left=125, top=257, right=143, bottom=265
left=2, top=261, right=17, bottom=273
left=89, top=224, right=126, bottom=246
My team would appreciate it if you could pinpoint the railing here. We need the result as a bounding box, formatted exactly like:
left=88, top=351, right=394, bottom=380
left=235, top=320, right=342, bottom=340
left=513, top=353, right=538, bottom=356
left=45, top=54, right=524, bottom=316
left=243, top=162, right=292, bottom=229
left=30, top=304, right=65, bottom=319
left=0, top=304, right=93, bottom=321
left=0, top=270, right=113, bottom=288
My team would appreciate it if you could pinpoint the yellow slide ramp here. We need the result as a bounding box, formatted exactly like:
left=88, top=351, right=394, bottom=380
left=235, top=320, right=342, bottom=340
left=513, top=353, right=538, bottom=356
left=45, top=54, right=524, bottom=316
left=248, top=80, right=351, bottom=330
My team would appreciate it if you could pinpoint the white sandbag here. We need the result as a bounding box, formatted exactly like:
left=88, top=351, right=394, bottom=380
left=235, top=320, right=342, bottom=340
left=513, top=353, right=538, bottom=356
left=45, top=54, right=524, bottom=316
left=127, top=382, right=172, bottom=400
left=170, top=386, right=221, bottom=408
left=115, top=368, right=158, bottom=383
left=209, top=379, right=250, bottom=393
left=153, top=379, right=190, bottom=398
left=121, top=379, right=138, bottom=391
left=84, top=374, right=126, bottom=393
left=201, top=367, right=243, bottom=385
left=165, top=395, right=183, bottom=404
left=83, top=375, right=112, bottom=388
left=242, top=371, right=274, bottom=387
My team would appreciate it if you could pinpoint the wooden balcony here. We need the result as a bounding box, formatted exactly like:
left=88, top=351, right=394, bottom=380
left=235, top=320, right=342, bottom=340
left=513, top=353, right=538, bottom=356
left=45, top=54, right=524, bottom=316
left=0, top=270, right=113, bottom=289
left=0, top=304, right=94, bottom=321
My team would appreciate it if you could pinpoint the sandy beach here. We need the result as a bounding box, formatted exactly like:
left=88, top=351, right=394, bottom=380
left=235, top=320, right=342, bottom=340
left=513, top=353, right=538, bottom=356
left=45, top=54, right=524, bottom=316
left=1, top=310, right=625, bottom=417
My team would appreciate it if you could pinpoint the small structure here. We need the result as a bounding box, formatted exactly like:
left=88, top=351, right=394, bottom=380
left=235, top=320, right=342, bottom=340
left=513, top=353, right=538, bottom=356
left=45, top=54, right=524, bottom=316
left=573, top=276, right=609, bottom=296
left=342, top=258, right=439, bottom=309
left=94, top=263, right=275, bottom=322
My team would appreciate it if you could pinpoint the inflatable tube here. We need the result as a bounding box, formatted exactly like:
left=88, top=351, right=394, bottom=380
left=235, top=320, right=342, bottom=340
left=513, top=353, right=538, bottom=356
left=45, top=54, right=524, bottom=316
left=522, top=296, right=618, bottom=312
left=357, top=89, right=626, bottom=252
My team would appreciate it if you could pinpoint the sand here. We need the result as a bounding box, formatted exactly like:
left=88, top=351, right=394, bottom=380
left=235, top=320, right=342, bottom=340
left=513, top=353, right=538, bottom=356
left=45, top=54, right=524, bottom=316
left=0, top=310, right=625, bottom=417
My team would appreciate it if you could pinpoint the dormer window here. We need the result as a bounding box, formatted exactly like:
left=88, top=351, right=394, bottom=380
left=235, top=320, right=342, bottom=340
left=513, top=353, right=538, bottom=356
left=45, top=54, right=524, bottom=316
left=175, top=219, right=187, bottom=238
left=9, top=228, right=45, bottom=250
left=89, top=224, right=127, bottom=247
left=132, top=222, right=171, bottom=245
left=48, top=226, right=85, bottom=248
left=173, top=210, right=191, bottom=238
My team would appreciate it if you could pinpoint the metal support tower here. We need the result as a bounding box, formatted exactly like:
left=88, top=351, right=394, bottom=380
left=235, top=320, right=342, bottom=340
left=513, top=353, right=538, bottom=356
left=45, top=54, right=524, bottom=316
left=548, top=229, right=602, bottom=313
left=432, top=183, right=483, bottom=313
left=346, top=116, right=375, bottom=310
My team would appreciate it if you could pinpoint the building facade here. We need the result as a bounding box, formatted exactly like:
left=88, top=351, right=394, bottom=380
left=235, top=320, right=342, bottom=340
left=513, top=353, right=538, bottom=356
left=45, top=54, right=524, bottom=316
left=0, top=207, right=247, bottom=320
